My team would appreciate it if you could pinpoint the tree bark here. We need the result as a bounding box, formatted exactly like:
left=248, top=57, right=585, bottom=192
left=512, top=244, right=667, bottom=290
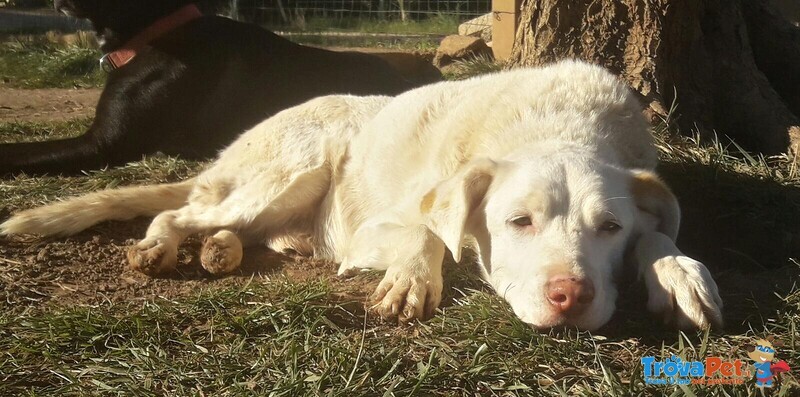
left=742, top=0, right=800, bottom=117
left=508, top=0, right=800, bottom=155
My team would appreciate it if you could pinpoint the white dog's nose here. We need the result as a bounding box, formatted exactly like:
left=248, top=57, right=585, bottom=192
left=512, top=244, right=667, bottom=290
left=546, top=275, right=595, bottom=316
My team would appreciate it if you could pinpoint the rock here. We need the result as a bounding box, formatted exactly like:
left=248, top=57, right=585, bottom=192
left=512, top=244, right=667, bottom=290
left=458, top=13, right=493, bottom=42
left=433, top=35, right=494, bottom=68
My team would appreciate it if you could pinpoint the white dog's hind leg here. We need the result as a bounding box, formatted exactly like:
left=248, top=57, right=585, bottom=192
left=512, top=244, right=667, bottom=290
left=129, top=163, right=333, bottom=276
left=200, top=230, right=244, bottom=275
left=127, top=203, right=240, bottom=276
left=127, top=208, right=196, bottom=276
left=342, top=223, right=445, bottom=323
left=634, top=231, right=724, bottom=329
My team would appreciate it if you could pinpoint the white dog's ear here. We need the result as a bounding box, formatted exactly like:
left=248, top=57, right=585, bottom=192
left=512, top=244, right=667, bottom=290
left=420, top=159, right=497, bottom=262
left=630, top=170, right=681, bottom=241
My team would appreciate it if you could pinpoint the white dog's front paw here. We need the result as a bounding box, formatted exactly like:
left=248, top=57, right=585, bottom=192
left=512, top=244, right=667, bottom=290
left=370, top=267, right=443, bottom=323
left=644, top=255, right=723, bottom=329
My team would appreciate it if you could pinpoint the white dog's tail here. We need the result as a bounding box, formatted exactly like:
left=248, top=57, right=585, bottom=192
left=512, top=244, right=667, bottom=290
left=0, top=179, right=194, bottom=237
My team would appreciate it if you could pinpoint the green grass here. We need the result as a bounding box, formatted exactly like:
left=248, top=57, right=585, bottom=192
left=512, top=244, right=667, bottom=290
left=0, top=119, right=204, bottom=212
left=0, top=40, right=103, bottom=88
left=0, top=117, right=92, bottom=143
left=286, top=33, right=440, bottom=51
left=0, top=155, right=204, bottom=213
left=268, top=13, right=460, bottom=50
left=1, top=270, right=798, bottom=395
left=275, top=14, right=461, bottom=35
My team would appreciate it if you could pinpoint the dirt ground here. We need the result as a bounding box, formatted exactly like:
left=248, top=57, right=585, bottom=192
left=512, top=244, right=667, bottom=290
left=0, top=216, right=382, bottom=315
left=0, top=87, right=100, bottom=122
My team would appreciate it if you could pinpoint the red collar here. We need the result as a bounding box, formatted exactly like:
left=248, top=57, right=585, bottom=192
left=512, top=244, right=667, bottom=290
left=99, top=4, right=202, bottom=72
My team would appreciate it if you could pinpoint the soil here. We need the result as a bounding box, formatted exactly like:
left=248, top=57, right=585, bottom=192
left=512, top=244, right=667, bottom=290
left=0, top=217, right=383, bottom=314
left=0, top=87, right=100, bottom=123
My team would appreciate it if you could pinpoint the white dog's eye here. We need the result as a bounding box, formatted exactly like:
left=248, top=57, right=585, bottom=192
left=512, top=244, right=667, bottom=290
left=597, top=220, right=622, bottom=233
left=511, top=216, right=533, bottom=227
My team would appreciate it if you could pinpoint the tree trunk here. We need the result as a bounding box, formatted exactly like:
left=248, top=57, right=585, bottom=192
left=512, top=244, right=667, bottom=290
left=508, top=0, right=800, bottom=155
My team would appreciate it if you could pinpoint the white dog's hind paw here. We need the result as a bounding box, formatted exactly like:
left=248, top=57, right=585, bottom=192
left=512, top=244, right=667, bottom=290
left=369, top=268, right=443, bottom=323
left=644, top=255, right=724, bottom=330
left=336, top=260, right=368, bottom=278
left=127, top=238, right=178, bottom=276
left=200, top=230, right=243, bottom=275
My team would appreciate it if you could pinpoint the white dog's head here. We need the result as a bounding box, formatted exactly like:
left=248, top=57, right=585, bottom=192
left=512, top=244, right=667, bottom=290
left=421, top=148, right=680, bottom=330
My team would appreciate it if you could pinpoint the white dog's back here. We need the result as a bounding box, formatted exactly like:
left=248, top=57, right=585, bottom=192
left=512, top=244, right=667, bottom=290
left=338, top=60, right=656, bottom=228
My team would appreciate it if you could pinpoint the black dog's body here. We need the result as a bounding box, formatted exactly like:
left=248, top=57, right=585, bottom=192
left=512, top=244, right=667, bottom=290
left=0, top=2, right=414, bottom=175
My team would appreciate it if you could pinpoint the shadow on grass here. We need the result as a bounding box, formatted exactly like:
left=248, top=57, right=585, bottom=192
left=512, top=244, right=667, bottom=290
left=602, top=158, right=800, bottom=342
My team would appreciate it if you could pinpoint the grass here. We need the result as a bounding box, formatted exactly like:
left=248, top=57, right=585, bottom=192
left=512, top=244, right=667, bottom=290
left=0, top=118, right=204, bottom=212
left=264, top=13, right=463, bottom=50
left=274, top=14, right=462, bottom=35
left=441, top=55, right=505, bottom=80
left=0, top=57, right=799, bottom=395
left=1, top=268, right=798, bottom=395
left=0, top=117, right=91, bottom=143
left=0, top=155, right=203, bottom=213
left=285, top=33, right=440, bottom=51
left=0, top=39, right=103, bottom=89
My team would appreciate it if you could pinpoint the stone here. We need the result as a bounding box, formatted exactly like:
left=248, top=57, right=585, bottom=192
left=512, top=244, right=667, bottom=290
left=433, top=35, right=493, bottom=68
left=458, top=13, right=493, bottom=42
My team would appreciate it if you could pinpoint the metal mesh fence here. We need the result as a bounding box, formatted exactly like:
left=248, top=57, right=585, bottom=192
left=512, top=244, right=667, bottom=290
left=0, top=0, right=491, bottom=46
left=231, top=0, right=490, bottom=32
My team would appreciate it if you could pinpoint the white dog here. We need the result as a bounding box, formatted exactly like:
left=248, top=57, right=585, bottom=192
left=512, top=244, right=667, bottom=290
left=1, top=61, right=722, bottom=331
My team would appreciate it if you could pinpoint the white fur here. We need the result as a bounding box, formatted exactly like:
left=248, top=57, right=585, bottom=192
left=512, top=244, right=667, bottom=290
left=1, top=60, right=722, bottom=330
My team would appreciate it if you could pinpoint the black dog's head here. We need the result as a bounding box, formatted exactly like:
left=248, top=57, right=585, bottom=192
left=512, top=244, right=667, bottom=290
left=54, top=0, right=197, bottom=52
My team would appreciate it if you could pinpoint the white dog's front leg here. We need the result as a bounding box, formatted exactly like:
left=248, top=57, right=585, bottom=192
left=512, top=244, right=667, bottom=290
left=342, top=223, right=445, bottom=323
left=634, top=232, right=723, bottom=329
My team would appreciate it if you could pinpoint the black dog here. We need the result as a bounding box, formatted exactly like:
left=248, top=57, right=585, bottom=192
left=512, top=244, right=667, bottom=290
left=0, top=0, right=416, bottom=175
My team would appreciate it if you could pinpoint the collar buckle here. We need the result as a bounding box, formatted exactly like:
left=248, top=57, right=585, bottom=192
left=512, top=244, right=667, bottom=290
left=99, top=53, right=117, bottom=73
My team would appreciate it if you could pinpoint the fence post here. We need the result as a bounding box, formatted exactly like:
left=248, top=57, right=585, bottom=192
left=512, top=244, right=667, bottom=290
left=228, top=0, right=240, bottom=21
left=398, top=0, right=407, bottom=22
left=491, top=0, right=521, bottom=60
